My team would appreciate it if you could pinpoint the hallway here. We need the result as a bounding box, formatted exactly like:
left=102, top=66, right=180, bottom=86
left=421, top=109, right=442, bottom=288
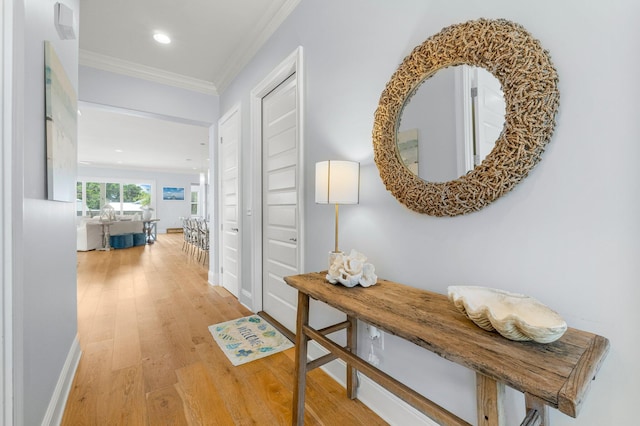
left=62, top=233, right=385, bottom=425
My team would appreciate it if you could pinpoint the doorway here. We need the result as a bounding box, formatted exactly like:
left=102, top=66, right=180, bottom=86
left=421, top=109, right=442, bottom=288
left=455, top=65, right=506, bottom=176
left=218, top=105, right=241, bottom=297
left=249, top=47, right=304, bottom=332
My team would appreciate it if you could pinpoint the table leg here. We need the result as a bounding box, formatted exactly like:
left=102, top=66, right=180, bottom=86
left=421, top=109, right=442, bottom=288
left=292, top=291, right=310, bottom=425
left=525, top=394, right=549, bottom=426
left=98, top=223, right=112, bottom=251
left=347, top=315, right=357, bottom=399
left=144, top=221, right=155, bottom=244
left=476, top=372, right=505, bottom=426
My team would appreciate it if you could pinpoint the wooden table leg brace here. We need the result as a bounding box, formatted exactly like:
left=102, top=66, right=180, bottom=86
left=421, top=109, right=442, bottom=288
left=291, top=291, right=469, bottom=426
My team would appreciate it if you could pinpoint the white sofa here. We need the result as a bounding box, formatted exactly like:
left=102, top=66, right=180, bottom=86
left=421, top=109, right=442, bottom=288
left=76, top=217, right=145, bottom=251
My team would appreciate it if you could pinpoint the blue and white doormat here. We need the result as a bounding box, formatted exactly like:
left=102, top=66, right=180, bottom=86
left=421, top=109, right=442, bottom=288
left=208, top=315, right=294, bottom=366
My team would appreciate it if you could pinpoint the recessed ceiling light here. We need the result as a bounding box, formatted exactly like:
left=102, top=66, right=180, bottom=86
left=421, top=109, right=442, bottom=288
left=115, top=149, right=123, bottom=153
left=153, top=32, right=171, bottom=44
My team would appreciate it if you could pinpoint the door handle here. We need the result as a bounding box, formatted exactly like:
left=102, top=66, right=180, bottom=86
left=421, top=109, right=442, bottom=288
left=289, top=238, right=297, bottom=242
left=231, top=227, right=239, bottom=232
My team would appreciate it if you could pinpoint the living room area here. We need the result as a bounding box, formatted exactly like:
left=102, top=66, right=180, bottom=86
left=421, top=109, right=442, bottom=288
left=75, top=102, right=213, bottom=253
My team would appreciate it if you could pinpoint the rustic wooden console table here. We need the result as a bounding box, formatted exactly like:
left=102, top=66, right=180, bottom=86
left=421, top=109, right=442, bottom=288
left=284, top=272, right=609, bottom=426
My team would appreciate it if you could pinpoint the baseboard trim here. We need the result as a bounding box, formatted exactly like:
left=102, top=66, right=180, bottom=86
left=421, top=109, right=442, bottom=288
left=307, top=341, right=437, bottom=426
left=208, top=271, right=218, bottom=286
left=41, top=335, right=82, bottom=426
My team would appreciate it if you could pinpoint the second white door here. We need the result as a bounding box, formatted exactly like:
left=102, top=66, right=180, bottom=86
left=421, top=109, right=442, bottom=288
left=219, top=107, right=240, bottom=297
left=262, top=73, right=300, bottom=332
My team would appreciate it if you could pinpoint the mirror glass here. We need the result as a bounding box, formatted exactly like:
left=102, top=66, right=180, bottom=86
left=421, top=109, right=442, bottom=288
left=396, top=65, right=505, bottom=182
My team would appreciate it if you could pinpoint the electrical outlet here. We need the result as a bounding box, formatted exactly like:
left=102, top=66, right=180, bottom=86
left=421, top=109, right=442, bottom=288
left=366, top=324, right=384, bottom=367
left=376, top=329, right=385, bottom=350
left=366, top=325, right=384, bottom=350
left=367, top=325, right=380, bottom=340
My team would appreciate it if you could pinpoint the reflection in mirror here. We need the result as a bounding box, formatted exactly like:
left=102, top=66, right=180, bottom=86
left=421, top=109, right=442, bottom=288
left=397, top=65, right=505, bottom=182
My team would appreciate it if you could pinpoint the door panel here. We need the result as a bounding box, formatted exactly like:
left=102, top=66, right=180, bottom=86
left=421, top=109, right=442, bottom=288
left=268, top=205, right=296, bottom=227
left=262, top=73, right=299, bottom=332
left=265, top=273, right=298, bottom=307
left=267, top=128, right=297, bottom=156
left=267, top=168, right=296, bottom=192
left=267, top=191, right=296, bottom=206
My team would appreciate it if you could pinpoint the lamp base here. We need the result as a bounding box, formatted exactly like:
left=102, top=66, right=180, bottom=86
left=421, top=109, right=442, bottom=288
left=328, top=250, right=344, bottom=270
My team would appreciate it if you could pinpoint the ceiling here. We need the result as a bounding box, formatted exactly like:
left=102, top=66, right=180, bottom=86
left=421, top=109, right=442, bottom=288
left=77, top=105, right=210, bottom=174
left=77, top=0, right=300, bottom=174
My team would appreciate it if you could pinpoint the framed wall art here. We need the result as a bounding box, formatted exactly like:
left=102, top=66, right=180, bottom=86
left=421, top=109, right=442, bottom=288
left=162, top=187, right=185, bottom=201
left=45, top=41, right=77, bottom=202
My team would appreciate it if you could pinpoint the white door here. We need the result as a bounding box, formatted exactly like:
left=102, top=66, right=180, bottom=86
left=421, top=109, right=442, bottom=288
left=218, top=108, right=240, bottom=297
left=473, top=67, right=506, bottom=164
left=262, top=74, right=300, bottom=332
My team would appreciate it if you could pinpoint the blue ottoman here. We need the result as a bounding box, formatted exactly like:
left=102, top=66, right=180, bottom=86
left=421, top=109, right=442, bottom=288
left=121, top=233, right=134, bottom=249
left=110, top=233, right=134, bottom=249
left=133, top=233, right=146, bottom=246
left=110, top=234, right=125, bottom=249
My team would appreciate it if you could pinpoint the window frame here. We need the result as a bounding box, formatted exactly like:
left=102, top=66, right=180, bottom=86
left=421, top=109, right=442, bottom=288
left=77, top=177, right=156, bottom=217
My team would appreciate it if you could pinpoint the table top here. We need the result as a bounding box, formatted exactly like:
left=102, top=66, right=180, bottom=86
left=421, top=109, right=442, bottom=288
left=284, top=272, right=609, bottom=418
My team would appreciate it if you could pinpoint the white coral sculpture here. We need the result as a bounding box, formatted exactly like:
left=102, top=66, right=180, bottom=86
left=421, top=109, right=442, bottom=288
left=326, top=249, right=378, bottom=288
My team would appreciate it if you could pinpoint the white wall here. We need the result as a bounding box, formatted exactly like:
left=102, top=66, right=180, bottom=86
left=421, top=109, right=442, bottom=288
left=79, top=65, right=218, bottom=126
left=78, top=165, right=200, bottom=233
left=14, top=0, right=80, bottom=424
left=220, top=0, right=640, bottom=424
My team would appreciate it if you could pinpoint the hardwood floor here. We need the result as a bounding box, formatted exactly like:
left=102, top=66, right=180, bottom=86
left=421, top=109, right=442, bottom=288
left=62, top=233, right=387, bottom=425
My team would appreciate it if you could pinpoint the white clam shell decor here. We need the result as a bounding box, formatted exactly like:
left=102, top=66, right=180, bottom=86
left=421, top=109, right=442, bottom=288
left=447, top=286, right=567, bottom=344
left=326, top=249, right=378, bottom=288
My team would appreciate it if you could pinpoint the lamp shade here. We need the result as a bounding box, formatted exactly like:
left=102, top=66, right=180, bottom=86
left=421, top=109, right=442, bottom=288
left=315, top=160, right=360, bottom=204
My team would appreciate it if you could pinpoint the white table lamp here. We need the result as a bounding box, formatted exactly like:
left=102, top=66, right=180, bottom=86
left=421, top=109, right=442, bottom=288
left=315, top=160, right=360, bottom=266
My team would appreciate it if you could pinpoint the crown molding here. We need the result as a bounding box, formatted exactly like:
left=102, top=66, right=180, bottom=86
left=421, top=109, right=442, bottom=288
left=79, top=49, right=218, bottom=95
left=77, top=161, right=205, bottom=176
left=217, top=0, right=301, bottom=92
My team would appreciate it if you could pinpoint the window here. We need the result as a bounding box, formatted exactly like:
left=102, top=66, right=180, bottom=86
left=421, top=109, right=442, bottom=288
left=84, top=182, right=102, bottom=216
left=76, top=182, right=83, bottom=216
left=77, top=179, right=154, bottom=217
left=123, top=183, right=151, bottom=215
left=191, top=185, right=199, bottom=216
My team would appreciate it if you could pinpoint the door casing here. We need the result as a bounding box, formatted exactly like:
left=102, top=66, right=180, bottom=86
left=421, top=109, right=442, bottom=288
left=248, top=47, right=304, bottom=312
left=217, top=104, right=242, bottom=298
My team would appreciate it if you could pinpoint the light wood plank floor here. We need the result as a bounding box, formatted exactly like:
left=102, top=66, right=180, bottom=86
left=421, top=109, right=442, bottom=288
left=62, top=233, right=387, bottom=425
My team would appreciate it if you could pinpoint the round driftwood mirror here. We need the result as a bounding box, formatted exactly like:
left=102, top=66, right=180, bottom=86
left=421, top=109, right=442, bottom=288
left=373, top=19, right=560, bottom=216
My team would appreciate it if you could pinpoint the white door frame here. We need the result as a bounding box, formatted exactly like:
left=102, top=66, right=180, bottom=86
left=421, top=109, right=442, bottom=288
left=249, top=46, right=304, bottom=313
left=1, top=1, right=14, bottom=422
left=1, top=0, right=25, bottom=422
left=217, top=104, right=241, bottom=294
left=454, top=65, right=474, bottom=177
left=207, top=122, right=217, bottom=285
